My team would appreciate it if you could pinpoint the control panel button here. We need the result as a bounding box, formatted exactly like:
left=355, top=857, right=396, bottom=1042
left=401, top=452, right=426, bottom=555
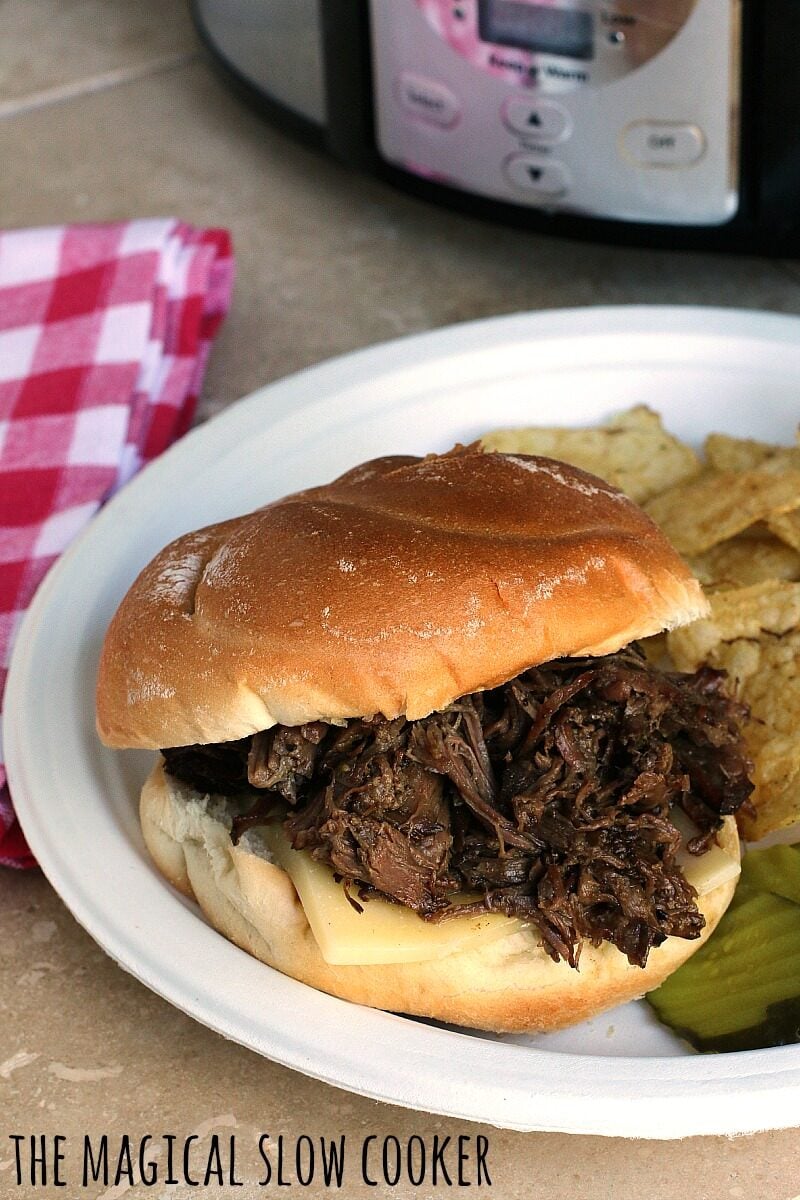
left=620, top=122, right=706, bottom=167
left=397, top=73, right=461, bottom=127
left=504, top=155, right=570, bottom=197
left=503, top=98, right=572, bottom=144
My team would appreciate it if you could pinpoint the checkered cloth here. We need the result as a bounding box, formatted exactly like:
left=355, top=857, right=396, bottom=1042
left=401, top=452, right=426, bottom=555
left=0, top=219, right=234, bottom=868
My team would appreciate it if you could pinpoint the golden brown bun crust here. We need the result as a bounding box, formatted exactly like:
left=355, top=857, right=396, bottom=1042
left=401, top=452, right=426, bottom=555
left=141, top=762, right=739, bottom=1035
left=98, top=450, right=708, bottom=749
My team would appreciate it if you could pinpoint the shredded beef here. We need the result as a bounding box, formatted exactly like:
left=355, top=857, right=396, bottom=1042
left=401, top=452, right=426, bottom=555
left=160, top=646, right=754, bottom=968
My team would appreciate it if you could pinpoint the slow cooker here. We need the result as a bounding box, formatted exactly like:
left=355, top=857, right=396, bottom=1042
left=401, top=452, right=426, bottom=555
left=191, top=0, right=800, bottom=253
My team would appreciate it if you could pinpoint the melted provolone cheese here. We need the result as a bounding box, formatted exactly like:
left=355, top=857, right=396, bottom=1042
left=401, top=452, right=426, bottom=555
left=672, top=811, right=741, bottom=895
left=254, top=809, right=738, bottom=967
left=259, top=823, right=522, bottom=966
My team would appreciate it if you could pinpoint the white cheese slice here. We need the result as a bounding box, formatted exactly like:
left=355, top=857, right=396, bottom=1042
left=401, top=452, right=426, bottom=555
left=253, top=808, right=738, bottom=967
left=672, top=811, right=741, bottom=895
left=259, top=823, right=522, bottom=966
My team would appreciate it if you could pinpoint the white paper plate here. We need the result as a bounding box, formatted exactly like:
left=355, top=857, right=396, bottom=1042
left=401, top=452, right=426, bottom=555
left=7, top=307, right=800, bottom=1139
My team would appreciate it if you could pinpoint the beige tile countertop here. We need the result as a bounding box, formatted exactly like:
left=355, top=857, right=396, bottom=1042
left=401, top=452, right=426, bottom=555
left=3, top=4, right=800, bottom=1197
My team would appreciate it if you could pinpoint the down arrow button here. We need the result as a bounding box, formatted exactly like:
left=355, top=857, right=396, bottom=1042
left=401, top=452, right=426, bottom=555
left=504, top=155, right=571, bottom=197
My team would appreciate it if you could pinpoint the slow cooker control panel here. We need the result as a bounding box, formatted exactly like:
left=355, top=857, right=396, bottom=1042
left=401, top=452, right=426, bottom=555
left=369, top=0, right=741, bottom=226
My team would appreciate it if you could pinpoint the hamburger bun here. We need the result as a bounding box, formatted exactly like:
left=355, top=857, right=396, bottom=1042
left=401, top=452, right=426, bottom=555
left=141, top=760, right=740, bottom=1034
left=97, top=449, right=708, bottom=749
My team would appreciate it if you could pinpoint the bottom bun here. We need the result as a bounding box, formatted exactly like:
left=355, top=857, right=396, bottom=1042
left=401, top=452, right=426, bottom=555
left=141, top=761, right=740, bottom=1034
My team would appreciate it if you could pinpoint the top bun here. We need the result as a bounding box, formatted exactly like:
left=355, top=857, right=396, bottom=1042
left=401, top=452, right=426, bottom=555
left=96, top=448, right=708, bottom=749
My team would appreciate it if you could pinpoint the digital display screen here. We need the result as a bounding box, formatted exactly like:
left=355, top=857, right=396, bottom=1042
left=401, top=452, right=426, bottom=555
left=478, top=1, right=594, bottom=60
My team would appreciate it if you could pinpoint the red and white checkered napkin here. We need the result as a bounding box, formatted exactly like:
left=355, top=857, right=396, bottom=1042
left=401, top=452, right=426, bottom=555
left=0, top=219, right=234, bottom=868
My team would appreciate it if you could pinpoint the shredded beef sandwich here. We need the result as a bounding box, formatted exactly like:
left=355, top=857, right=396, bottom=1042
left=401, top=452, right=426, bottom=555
left=97, top=448, right=752, bottom=1032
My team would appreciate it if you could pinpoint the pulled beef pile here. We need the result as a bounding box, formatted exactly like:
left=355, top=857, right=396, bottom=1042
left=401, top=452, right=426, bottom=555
left=162, top=646, right=753, bottom=968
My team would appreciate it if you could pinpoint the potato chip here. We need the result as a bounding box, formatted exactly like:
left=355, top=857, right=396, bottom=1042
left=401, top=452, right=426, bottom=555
left=644, top=461, right=800, bottom=557
left=480, top=405, right=701, bottom=504
left=689, top=532, right=800, bottom=590
left=639, top=632, right=670, bottom=670
left=703, top=433, right=800, bottom=473
left=743, top=730, right=800, bottom=843
left=667, top=581, right=800, bottom=840
left=768, top=509, right=800, bottom=552
left=668, top=579, right=800, bottom=669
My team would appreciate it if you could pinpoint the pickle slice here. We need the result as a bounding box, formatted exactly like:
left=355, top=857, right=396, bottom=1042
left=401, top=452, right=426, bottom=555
left=647, top=847, right=800, bottom=1052
left=740, top=843, right=800, bottom=905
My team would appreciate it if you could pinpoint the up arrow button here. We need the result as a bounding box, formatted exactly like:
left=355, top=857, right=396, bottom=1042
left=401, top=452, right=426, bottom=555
left=503, top=98, right=572, bottom=143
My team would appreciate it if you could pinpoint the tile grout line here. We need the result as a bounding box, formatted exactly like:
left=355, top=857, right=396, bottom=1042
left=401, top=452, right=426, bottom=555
left=0, top=50, right=201, bottom=120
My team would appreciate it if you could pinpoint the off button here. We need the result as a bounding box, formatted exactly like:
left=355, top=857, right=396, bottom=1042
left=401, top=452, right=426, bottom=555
left=398, top=73, right=461, bottom=128
left=621, top=121, right=706, bottom=167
